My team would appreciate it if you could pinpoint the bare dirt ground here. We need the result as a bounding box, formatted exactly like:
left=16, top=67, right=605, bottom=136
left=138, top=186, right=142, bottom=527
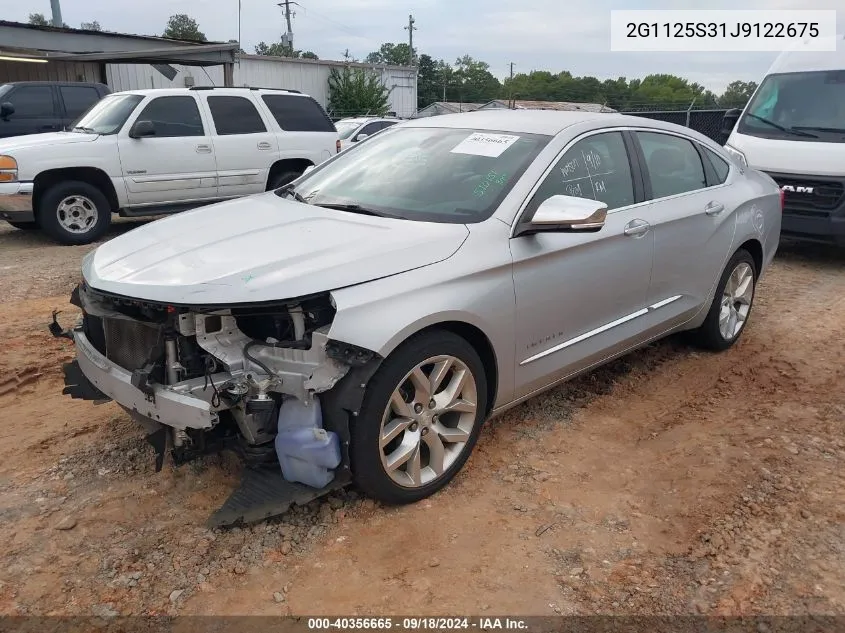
left=0, top=220, right=843, bottom=618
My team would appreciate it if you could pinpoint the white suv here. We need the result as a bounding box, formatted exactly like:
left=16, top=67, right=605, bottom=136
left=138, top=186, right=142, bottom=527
left=335, top=117, right=400, bottom=151
left=0, top=87, right=339, bottom=244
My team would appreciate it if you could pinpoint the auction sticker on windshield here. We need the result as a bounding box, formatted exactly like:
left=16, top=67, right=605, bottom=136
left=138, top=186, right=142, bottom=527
left=451, top=133, right=520, bottom=158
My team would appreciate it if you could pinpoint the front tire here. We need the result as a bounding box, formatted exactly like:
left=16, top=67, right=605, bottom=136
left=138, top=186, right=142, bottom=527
left=690, top=248, right=757, bottom=351
left=38, top=180, right=112, bottom=245
left=351, top=330, right=488, bottom=505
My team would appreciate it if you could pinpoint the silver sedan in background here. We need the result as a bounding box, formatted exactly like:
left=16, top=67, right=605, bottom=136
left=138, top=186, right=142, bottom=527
left=59, top=110, right=782, bottom=515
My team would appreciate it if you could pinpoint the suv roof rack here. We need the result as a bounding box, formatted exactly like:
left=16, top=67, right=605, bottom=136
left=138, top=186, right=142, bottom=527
left=188, top=86, right=301, bottom=94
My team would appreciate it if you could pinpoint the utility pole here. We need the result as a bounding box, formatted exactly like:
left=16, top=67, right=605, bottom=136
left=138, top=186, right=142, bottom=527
left=507, top=63, right=516, bottom=108
left=404, top=14, right=416, bottom=65
left=50, top=0, right=63, bottom=27
left=278, top=0, right=295, bottom=52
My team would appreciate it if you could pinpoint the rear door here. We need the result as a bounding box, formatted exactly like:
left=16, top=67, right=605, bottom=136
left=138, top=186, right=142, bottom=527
left=201, top=94, right=278, bottom=198
left=630, top=129, right=737, bottom=326
left=260, top=93, right=337, bottom=162
left=116, top=94, right=218, bottom=206
left=58, top=84, right=104, bottom=129
left=0, top=84, right=61, bottom=137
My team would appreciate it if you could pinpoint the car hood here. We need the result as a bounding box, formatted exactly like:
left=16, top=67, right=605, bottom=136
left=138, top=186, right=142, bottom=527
left=83, top=193, right=470, bottom=305
left=0, top=131, right=99, bottom=152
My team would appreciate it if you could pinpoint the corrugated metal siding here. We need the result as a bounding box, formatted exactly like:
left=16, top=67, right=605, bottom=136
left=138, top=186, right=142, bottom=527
left=106, top=63, right=223, bottom=90
left=0, top=60, right=101, bottom=83
left=106, top=57, right=418, bottom=118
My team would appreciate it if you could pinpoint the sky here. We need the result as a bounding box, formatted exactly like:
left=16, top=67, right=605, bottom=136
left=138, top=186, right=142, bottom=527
left=6, top=0, right=845, bottom=94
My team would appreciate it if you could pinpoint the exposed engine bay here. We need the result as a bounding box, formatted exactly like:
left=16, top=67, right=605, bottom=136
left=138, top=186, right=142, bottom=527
left=54, top=281, right=382, bottom=526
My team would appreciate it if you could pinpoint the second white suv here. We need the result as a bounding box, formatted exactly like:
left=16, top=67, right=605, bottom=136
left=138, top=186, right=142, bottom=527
left=0, top=87, right=340, bottom=244
left=335, top=117, right=400, bottom=152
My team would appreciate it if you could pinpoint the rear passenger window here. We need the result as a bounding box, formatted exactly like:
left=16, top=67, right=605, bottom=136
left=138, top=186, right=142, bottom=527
left=135, top=96, right=204, bottom=137
left=261, top=94, right=335, bottom=132
left=527, top=131, right=635, bottom=213
left=703, top=147, right=730, bottom=184
left=636, top=132, right=707, bottom=198
left=208, top=96, right=267, bottom=135
left=60, top=85, right=101, bottom=118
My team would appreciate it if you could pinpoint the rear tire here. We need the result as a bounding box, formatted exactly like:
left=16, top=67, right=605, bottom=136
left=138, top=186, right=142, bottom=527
left=38, top=180, right=111, bottom=246
left=266, top=170, right=303, bottom=191
left=690, top=248, right=757, bottom=351
left=351, top=330, right=488, bottom=505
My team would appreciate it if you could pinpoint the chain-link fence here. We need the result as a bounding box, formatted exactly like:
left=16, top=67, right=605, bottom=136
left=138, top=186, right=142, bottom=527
left=618, top=103, right=732, bottom=144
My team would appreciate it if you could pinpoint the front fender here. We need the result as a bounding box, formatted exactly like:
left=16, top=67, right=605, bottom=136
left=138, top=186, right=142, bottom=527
left=327, top=221, right=518, bottom=406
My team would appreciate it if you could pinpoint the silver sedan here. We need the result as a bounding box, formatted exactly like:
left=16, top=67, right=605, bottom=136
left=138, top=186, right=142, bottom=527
left=59, top=110, right=782, bottom=515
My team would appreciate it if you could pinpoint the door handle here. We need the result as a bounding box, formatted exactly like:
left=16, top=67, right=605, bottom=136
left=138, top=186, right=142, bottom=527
left=257, top=141, right=272, bottom=150
left=623, top=219, right=651, bottom=237
left=196, top=144, right=212, bottom=154
left=705, top=201, right=725, bottom=216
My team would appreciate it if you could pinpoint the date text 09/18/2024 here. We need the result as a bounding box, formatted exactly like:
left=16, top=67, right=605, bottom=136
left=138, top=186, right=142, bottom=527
left=307, top=617, right=529, bottom=630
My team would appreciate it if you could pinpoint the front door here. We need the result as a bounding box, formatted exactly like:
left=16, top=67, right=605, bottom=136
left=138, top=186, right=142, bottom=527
left=117, top=94, right=218, bottom=206
left=510, top=131, right=654, bottom=399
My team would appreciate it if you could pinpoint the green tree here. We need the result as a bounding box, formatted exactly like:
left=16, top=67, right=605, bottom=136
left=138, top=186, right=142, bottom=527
left=328, top=67, right=389, bottom=118
left=254, top=42, right=319, bottom=59
left=81, top=21, right=101, bottom=31
left=719, top=80, right=759, bottom=108
left=365, top=43, right=415, bottom=66
left=163, top=14, right=206, bottom=42
left=453, top=55, right=501, bottom=103
left=28, top=13, right=49, bottom=26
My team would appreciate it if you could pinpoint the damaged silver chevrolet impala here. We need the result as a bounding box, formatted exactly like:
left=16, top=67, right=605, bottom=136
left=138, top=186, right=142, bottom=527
left=54, top=111, right=781, bottom=526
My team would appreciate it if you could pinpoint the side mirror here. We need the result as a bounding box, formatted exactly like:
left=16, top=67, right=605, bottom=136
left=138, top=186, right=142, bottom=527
left=129, top=120, right=155, bottom=139
left=721, top=108, right=742, bottom=135
left=516, top=195, right=608, bottom=237
left=0, top=102, right=14, bottom=120
left=355, top=133, right=369, bottom=142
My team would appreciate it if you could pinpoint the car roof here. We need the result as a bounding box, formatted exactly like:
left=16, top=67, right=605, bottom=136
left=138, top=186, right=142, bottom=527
left=400, top=109, right=720, bottom=145
left=112, top=87, right=309, bottom=98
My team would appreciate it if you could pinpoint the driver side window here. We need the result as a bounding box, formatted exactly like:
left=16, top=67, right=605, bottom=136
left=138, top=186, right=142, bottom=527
left=526, top=131, right=635, bottom=216
left=134, top=96, right=204, bottom=138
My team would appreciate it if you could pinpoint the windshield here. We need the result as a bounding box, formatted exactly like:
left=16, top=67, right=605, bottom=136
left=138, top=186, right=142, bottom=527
left=737, top=70, right=845, bottom=142
left=285, top=126, right=551, bottom=223
left=336, top=120, right=363, bottom=140
left=0, top=85, right=11, bottom=99
left=70, top=93, right=144, bottom=135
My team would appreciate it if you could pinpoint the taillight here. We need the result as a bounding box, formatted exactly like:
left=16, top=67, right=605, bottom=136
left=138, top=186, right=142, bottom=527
left=779, top=189, right=785, bottom=212
left=336, top=139, right=341, bottom=154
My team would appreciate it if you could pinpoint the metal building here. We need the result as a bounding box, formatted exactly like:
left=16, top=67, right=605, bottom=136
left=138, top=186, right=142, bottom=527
left=107, top=56, right=418, bottom=119
left=0, top=21, right=419, bottom=119
left=0, top=20, right=237, bottom=85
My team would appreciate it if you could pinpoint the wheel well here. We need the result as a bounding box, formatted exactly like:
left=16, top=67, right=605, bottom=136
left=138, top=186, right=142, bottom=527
left=33, top=167, right=118, bottom=213
left=266, top=159, right=314, bottom=190
left=415, top=321, right=498, bottom=417
left=738, top=239, right=763, bottom=278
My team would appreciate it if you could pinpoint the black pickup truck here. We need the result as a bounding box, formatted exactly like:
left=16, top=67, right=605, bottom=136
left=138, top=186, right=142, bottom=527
left=0, top=81, right=111, bottom=138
